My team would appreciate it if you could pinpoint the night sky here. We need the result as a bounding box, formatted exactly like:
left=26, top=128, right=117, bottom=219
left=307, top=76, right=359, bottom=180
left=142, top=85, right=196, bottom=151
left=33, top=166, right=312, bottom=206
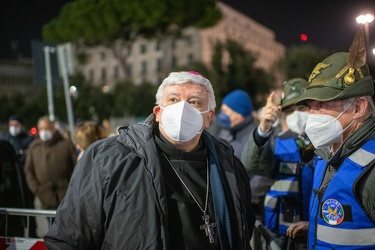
left=0, top=0, right=72, bottom=58
left=222, top=0, right=375, bottom=52
left=1, top=0, right=375, bottom=59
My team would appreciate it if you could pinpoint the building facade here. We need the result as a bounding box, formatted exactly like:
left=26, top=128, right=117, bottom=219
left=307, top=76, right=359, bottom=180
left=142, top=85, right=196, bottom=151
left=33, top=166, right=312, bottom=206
left=78, top=2, right=285, bottom=88
left=0, top=58, right=35, bottom=97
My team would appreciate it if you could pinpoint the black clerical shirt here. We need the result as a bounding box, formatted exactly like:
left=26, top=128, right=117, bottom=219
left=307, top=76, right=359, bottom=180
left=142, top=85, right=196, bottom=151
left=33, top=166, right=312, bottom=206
left=155, top=131, right=220, bottom=250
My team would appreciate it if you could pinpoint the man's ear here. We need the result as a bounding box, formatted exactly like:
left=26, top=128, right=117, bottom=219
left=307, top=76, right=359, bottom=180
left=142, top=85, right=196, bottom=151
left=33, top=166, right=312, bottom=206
left=153, top=106, right=161, bottom=122
left=205, top=110, right=215, bottom=128
left=352, top=97, right=368, bottom=120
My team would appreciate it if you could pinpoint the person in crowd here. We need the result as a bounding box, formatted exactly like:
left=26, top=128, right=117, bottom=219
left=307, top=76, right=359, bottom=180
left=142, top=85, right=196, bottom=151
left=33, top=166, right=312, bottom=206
left=237, top=93, right=283, bottom=223
left=1, top=114, right=37, bottom=237
left=24, top=116, right=77, bottom=236
left=217, top=89, right=258, bottom=159
left=44, top=71, right=255, bottom=249
left=215, top=89, right=262, bottom=250
left=74, top=121, right=103, bottom=160
left=1, top=114, right=34, bottom=169
left=100, top=118, right=111, bottom=138
left=287, top=28, right=375, bottom=249
left=241, top=78, right=314, bottom=249
left=0, top=139, right=26, bottom=237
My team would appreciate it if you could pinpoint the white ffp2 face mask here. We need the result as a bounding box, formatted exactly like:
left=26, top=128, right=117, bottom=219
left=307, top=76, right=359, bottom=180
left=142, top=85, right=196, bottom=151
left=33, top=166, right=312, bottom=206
left=9, top=126, right=22, bottom=137
left=305, top=101, right=354, bottom=149
left=160, top=101, right=209, bottom=142
left=39, top=129, right=53, bottom=142
left=286, top=110, right=309, bottom=135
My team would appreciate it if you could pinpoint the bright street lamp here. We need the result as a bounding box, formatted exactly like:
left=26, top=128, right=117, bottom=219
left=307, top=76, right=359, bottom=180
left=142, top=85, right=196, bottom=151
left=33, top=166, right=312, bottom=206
left=356, top=14, right=374, bottom=24
left=356, top=13, right=374, bottom=47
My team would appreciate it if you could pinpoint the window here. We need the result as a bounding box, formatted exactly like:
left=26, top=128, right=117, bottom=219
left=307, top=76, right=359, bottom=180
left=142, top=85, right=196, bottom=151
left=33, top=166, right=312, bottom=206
left=88, top=69, right=94, bottom=83
left=171, top=56, right=177, bottom=69
left=141, top=61, right=147, bottom=74
left=101, top=68, right=106, bottom=80
left=100, top=52, right=106, bottom=61
left=186, top=35, right=193, bottom=46
left=188, top=54, right=194, bottom=65
left=127, top=64, right=132, bottom=77
left=156, top=58, right=162, bottom=72
left=140, top=44, right=147, bottom=54
left=155, top=40, right=161, bottom=51
left=113, top=66, right=119, bottom=80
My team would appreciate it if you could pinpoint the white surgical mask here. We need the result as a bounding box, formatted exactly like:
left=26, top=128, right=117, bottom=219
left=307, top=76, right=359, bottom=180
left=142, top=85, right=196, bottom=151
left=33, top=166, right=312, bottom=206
left=9, top=126, right=22, bottom=137
left=286, top=110, right=309, bottom=135
left=39, top=130, right=53, bottom=142
left=160, top=101, right=209, bottom=142
left=305, top=102, right=354, bottom=149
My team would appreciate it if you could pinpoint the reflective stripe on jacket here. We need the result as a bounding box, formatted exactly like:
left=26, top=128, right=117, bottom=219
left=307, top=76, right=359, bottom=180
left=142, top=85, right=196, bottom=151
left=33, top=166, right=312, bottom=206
left=264, top=137, right=313, bottom=235
left=309, top=139, right=375, bottom=249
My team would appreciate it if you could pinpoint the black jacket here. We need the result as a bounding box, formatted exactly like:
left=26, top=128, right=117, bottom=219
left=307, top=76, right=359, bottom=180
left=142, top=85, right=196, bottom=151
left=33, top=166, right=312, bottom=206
left=44, top=114, right=255, bottom=249
left=0, top=131, right=34, bottom=169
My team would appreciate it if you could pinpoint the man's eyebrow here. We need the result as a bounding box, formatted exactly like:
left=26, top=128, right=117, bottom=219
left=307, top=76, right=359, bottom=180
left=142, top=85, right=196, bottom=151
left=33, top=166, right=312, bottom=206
left=188, top=94, right=205, bottom=100
left=164, top=90, right=180, bottom=96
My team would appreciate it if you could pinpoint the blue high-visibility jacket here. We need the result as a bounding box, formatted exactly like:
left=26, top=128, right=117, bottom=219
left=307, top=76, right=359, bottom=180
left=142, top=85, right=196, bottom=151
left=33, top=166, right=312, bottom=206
left=308, top=139, right=375, bottom=249
left=264, top=137, right=313, bottom=235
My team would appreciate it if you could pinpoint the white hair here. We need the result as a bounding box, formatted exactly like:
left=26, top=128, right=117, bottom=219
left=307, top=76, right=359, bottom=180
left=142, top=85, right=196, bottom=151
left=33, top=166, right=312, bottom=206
left=343, top=97, right=356, bottom=109
left=155, top=71, right=216, bottom=110
left=344, top=96, right=375, bottom=118
left=364, top=96, right=375, bottom=117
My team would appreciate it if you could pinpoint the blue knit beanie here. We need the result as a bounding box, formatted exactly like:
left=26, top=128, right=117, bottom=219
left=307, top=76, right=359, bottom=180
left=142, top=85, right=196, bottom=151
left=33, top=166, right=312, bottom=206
left=222, top=89, right=253, bottom=117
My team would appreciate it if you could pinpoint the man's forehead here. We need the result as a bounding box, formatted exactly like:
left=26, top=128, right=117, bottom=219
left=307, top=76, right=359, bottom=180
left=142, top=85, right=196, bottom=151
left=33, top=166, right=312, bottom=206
left=9, top=120, right=21, bottom=126
left=38, top=120, right=53, bottom=128
left=164, top=84, right=207, bottom=96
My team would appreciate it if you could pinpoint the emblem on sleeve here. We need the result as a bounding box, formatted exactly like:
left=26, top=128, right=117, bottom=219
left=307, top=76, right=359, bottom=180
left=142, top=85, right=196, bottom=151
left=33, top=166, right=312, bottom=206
left=322, top=198, right=344, bottom=225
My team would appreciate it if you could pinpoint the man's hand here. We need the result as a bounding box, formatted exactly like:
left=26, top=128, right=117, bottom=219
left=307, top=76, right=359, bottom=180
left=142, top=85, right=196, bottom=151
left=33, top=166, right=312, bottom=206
left=259, top=92, right=281, bottom=133
left=286, top=221, right=309, bottom=238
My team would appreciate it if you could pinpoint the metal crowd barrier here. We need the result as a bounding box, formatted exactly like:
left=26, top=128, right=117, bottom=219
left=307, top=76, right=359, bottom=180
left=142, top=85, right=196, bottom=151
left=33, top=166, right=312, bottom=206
left=0, top=207, right=56, bottom=238
left=0, top=207, right=56, bottom=249
left=0, top=208, right=281, bottom=250
left=253, top=219, right=282, bottom=250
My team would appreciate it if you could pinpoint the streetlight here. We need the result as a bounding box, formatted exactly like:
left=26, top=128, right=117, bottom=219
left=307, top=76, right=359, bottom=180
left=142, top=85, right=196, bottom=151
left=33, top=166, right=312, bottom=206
left=356, top=13, right=374, bottom=47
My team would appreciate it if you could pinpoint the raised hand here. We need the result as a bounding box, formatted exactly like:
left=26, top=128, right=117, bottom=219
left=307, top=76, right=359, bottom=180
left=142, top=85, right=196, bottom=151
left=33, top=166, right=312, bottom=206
left=259, top=92, right=281, bottom=133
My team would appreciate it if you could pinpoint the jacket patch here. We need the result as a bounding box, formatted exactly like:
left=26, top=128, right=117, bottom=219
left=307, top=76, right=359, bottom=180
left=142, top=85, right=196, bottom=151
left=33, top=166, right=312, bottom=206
left=322, top=198, right=344, bottom=225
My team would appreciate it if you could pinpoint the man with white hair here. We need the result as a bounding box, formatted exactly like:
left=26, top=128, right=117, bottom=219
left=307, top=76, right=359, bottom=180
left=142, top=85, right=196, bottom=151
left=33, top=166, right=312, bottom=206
left=45, top=71, right=255, bottom=249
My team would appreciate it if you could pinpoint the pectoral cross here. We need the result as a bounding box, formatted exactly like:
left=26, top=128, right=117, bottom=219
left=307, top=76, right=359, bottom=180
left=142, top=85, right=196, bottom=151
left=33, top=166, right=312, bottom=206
left=200, top=213, right=216, bottom=244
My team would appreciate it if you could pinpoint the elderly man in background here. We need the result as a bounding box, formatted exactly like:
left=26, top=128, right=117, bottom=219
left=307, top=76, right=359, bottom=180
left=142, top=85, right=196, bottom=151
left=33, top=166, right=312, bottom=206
left=25, top=116, right=77, bottom=237
left=287, top=29, right=375, bottom=249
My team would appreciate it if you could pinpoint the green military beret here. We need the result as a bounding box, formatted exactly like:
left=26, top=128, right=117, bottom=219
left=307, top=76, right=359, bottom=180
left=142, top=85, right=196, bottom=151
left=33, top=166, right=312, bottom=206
left=297, top=29, right=374, bottom=105
left=281, top=78, right=309, bottom=109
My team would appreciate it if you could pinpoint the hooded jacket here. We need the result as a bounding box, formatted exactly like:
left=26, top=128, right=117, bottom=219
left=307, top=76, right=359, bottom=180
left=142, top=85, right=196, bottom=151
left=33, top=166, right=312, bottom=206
left=44, top=114, right=255, bottom=250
